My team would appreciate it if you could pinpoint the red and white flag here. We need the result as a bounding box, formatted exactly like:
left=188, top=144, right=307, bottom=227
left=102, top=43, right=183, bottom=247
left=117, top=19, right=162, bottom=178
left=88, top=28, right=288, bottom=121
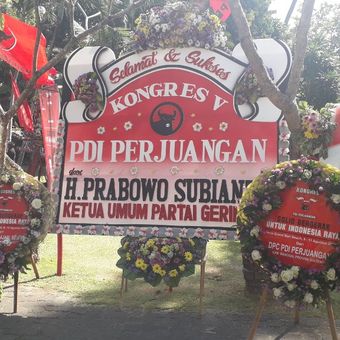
left=0, top=13, right=55, bottom=87
left=210, top=0, right=231, bottom=22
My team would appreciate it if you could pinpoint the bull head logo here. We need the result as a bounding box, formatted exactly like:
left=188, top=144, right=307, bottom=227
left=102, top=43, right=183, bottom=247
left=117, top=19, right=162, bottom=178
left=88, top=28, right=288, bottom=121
left=296, top=196, right=318, bottom=211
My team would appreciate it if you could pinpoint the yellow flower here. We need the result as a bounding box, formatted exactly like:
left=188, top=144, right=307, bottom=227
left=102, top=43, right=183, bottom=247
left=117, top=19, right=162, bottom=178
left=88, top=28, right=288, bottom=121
left=146, top=239, right=155, bottom=248
left=123, top=242, right=129, bottom=249
left=178, top=264, right=186, bottom=272
left=169, top=269, right=178, bottom=277
left=161, top=245, right=170, bottom=254
left=126, top=252, right=131, bottom=261
left=304, top=130, right=318, bottom=139
left=159, top=270, right=166, bottom=277
left=135, top=258, right=145, bottom=269
left=141, top=263, right=148, bottom=271
left=198, top=21, right=207, bottom=31
left=184, top=251, right=193, bottom=262
left=152, top=264, right=162, bottom=274
left=210, top=14, right=220, bottom=26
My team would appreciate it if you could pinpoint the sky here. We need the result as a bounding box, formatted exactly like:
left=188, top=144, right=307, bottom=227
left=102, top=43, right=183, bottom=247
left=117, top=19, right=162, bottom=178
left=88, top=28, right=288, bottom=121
left=269, top=0, right=338, bottom=22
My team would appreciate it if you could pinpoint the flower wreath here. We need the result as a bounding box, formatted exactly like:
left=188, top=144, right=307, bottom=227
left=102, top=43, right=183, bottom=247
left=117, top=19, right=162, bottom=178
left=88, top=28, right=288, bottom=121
left=0, top=170, right=53, bottom=282
left=295, top=102, right=337, bottom=160
left=237, top=157, right=340, bottom=308
left=117, top=236, right=207, bottom=288
left=73, top=72, right=103, bottom=113
left=129, top=1, right=229, bottom=53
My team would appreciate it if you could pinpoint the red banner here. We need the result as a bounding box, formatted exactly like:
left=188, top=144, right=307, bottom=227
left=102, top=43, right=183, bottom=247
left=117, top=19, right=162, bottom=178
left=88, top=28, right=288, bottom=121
left=39, top=87, right=60, bottom=189
left=260, top=181, right=339, bottom=270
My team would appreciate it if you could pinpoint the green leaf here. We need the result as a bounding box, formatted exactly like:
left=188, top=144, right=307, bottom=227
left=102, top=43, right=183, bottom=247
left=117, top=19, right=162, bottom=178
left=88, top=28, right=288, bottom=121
left=182, top=265, right=195, bottom=277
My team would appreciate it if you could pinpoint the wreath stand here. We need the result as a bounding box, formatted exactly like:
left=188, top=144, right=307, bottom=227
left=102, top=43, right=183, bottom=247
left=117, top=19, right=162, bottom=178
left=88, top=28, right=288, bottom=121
left=247, top=284, right=338, bottom=340
left=120, top=244, right=207, bottom=315
left=12, top=253, right=40, bottom=313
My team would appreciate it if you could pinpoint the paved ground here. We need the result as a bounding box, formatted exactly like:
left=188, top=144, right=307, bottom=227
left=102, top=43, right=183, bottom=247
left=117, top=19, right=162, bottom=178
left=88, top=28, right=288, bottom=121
left=0, top=283, right=339, bottom=340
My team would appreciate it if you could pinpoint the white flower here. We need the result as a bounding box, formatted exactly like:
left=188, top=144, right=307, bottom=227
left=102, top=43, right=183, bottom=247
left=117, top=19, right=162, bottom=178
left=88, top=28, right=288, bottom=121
left=208, top=229, right=218, bottom=239
left=273, top=287, right=283, bottom=298
left=310, top=280, right=319, bottom=290
left=165, top=228, right=174, bottom=237
left=74, top=225, right=83, bottom=235
left=287, top=283, right=297, bottom=291
left=30, top=218, right=41, bottom=227
left=127, top=226, right=136, bottom=236
left=195, top=40, right=201, bottom=47
left=330, top=194, right=340, bottom=204
left=251, top=250, right=261, bottom=261
left=124, top=121, right=133, bottom=131
left=1, top=237, right=11, bottom=246
left=170, top=166, right=180, bottom=175
left=250, top=225, right=260, bottom=238
left=154, top=24, right=160, bottom=31
left=262, top=203, right=272, bottom=211
left=193, top=122, right=203, bottom=132
left=187, top=39, right=193, bottom=46
left=12, top=182, right=23, bottom=191
left=204, top=43, right=210, bottom=49
left=303, top=170, right=312, bottom=179
left=31, top=230, right=41, bottom=238
left=281, top=269, right=294, bottom=283
left=219, top=122, right=228, bottom=132
left=97, top=126, right=105, bottom=135
left=130, top=166, right=138, bottom=176
left=113, top=227, right=124, bottom=236
left=194, top=228, right=204, bottom=238
left=31, top=198, right=42, bottom=210
left=219, top=230, right=228, bottom=240
left=326, top=268, right=337, bottom=281
left=91, top=168, right=100, bottom=176
left=179, top=228, right=188, bottom=238
left=276, top=181, right=286, bottom=190
left=291, top=266, right=300, bottom=278
left=215, top=166, right=225, bottom=176
left=151, top=227, right=159, bottom=236
left=271, top=273, right=280, bottom=283
left=284, top=300, right=296, bottom=308
left=303, top=292, right=314, bottom=304
left=1, top=174, right=9, bottom=183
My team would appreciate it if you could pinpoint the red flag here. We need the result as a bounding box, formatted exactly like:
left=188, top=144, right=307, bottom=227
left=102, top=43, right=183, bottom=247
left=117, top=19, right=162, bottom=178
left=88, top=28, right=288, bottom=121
left=210, top=0, right=231, bottom=22
left=10, top=74, right=34, bottom=132
left=0, top=13, right=54, bottom=87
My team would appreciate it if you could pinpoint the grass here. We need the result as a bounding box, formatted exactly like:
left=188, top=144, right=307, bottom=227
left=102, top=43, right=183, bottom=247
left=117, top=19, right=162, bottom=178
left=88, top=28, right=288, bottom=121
left=11, top=234, right=340, bottom=317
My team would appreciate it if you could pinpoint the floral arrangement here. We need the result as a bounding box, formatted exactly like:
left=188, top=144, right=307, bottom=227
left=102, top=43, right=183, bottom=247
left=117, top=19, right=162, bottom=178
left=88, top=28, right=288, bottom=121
left=235, top=66, right=274, bottom=106
left=129, top=1, right=229, bottom=52
left=237, top=157, right=340, bottom=308
left=73, top=72, right=103, bottom=113
left=117, top=236, right=207, bottom=287
left=0, top=170, right=52, bottom=282
left=296, top=102, right=337, bottom=159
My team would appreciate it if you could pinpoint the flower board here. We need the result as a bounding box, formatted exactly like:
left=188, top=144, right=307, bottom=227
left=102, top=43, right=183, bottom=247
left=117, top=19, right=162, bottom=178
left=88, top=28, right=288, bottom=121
left=237, top=158, right=340, bottom=308
left=117, top=236, right=207, bottom=287
left=0, top=170, right=53, bottom=280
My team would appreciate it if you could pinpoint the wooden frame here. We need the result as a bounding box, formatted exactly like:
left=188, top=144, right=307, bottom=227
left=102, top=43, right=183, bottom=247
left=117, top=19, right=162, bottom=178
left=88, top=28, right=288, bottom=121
left=248, top=284, right=338, bottom=340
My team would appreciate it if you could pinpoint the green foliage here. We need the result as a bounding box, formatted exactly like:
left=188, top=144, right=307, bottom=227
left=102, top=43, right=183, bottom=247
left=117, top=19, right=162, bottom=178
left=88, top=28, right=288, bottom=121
left=298, top=2, right=340, bottom=109
left=226, top=0, right=287, bottom=48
